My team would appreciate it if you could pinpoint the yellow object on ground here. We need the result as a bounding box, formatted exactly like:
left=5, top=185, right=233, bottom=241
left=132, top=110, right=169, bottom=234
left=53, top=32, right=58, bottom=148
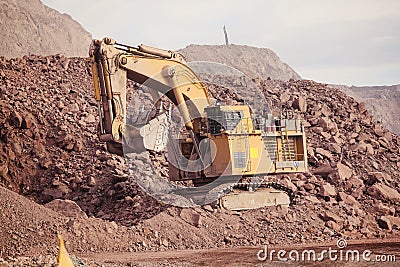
left=57, top=234, right=75, bottom=267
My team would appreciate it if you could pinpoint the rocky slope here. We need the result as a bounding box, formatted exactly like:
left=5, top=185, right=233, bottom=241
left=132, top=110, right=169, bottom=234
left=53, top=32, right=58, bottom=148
left=0, top=0, right=92, bottom=58
left=340, top=84, right=400, bottom=135
left=178, top=44, right=301, bottom=81
left=0, top=55, right=400, bottom=264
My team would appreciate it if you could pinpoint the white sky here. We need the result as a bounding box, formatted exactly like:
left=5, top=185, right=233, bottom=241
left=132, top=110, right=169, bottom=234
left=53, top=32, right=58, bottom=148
left=42, top=0, right=400, bottom=86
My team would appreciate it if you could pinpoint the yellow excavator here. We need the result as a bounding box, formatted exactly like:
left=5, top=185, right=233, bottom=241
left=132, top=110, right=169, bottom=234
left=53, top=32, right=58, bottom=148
left=89, top=37, right=307, bottom=210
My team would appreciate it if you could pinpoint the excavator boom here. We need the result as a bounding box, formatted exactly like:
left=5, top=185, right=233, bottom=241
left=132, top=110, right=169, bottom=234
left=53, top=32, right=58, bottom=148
left=89, top=37, right=210, bottom=147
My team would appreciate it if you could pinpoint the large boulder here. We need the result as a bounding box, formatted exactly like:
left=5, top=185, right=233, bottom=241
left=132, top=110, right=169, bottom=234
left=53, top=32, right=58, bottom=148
left=367, top=183, right=400, bottom=202
left=336, top=163, right=352, bottom=180
left=320, top=183, right=336, bottom=197
left=44, top=199, right=88, bottom=219
left=292, top=96, right=307, bottom=112
left=313, top=164, right=335, bottom=178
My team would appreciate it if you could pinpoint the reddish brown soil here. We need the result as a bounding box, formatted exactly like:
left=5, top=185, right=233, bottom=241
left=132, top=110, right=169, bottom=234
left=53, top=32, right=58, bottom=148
left=0, top=55, right=399, bottom=266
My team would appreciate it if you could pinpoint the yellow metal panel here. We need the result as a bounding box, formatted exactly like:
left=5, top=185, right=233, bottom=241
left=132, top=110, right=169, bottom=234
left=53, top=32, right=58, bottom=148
left=250, top=147, right=258, bottom=159
left=90, top=57, right=101, bottom=101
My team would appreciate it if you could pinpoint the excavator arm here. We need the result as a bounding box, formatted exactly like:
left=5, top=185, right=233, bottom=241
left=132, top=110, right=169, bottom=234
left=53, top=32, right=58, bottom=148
left=89, top=37, right=210, bottom=154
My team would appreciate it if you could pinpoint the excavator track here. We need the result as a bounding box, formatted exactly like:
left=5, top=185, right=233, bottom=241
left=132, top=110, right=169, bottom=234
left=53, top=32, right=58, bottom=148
left=230, top=181, right=296, bottom=204
left=173, top=178, right=296, bottom=210
left=218, top=181, right=296, bottom=210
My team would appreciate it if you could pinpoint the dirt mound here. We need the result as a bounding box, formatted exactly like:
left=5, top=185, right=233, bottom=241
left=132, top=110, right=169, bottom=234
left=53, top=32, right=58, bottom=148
left=0, top=184, right=167, bottom=261
left=1, top=55, right=400, bottom=262
left=0, top=0, right=91, bottom=58
left=0, top=185, right=64, bottom=257
left=178, top=44, right=301, bottom=81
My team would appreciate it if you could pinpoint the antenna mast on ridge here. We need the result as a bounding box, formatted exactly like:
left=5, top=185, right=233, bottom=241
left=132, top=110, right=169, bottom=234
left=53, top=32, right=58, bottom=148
left=223, top=25, right=229, bottom=45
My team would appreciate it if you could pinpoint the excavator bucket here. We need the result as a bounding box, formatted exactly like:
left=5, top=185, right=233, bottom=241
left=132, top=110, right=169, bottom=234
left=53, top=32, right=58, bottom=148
left=57, top=235, right=75, bottom=267
left=139, top=112, right=170, bottom=152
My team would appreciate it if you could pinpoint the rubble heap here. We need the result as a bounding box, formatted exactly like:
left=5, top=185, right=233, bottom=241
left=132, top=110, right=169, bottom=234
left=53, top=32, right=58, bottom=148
left=0, top=56, right=399, bottom=260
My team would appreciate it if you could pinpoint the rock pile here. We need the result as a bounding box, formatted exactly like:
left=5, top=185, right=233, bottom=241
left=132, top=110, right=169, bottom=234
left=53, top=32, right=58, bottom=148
left=0, top=55, right=399, bottom=260
left=0, top=54, right=166, bottom=226
left=259, top=78, right=400, bottom=235
left=341, top=84, right=400, bottom=135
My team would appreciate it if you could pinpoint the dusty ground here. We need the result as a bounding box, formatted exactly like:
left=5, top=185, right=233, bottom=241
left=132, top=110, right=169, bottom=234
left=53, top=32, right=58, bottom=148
left=79, top=239, right=400, bottom=266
